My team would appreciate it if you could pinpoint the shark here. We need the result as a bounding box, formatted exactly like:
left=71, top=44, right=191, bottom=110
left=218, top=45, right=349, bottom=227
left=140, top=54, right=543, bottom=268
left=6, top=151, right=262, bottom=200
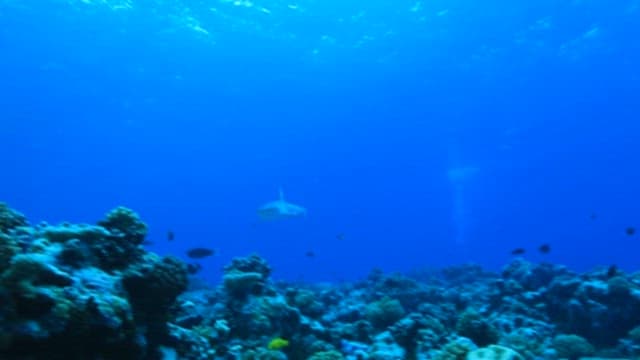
left=257, top=188, right=307, bottom=220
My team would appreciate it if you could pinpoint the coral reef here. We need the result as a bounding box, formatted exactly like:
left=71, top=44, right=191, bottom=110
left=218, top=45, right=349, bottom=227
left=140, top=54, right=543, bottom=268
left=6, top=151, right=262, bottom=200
left=0, top=232, right=18, bottom=272
left=174, top=251, right=640, bottom=360
left=122, top=254, right=188, bottom=349
left=365, top=296, right=406, bottom=329
left=467, top=345, right=523, bottom=360
left=0, top=202, right=28, bottom=234
left=552, top=334, right=594, bottom=360
left=223, top=253, right=273, bottom=300
left=0, top=203, right=192, bottom=359
left=308, top=350, right=344, bottom=360
left=2, top=202, right=640, bottom=360
left=455, top=309, right=499, bottom=347
left=431, top=337, right=477, bottom=360
left=97, top=206, right=148, bottom=244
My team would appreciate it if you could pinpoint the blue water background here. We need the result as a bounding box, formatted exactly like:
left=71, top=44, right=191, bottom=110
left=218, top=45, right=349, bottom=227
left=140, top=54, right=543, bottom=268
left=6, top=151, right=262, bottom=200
left=1, top=0, right=639, bottom=283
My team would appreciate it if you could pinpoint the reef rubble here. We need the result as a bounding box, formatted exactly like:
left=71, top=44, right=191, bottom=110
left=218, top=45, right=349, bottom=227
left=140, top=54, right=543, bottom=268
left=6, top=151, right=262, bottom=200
left=1, top=202, right=640, bottom=360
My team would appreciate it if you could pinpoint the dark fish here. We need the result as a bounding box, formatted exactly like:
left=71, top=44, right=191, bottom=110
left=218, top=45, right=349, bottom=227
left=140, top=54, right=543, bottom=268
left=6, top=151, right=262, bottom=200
left=626, top=227, right=636, bottom=236
left=590, top=213, right=598, bottom=220
left=606, top=265, right=618, bottom=278
left=167, top=230, right=175, bottom=241
left=336, top=233, right=345, bottom=241
left=511, top=248, right=526, bottom=255
left=187, top=248, right=215, bottom=259
left=142, top=240, right=154, bottom=246
left=305, top=251, right=316, bottom=258
left=538, top=244, right=551, bottom=254
left=187, top=263, right=202, bottom=275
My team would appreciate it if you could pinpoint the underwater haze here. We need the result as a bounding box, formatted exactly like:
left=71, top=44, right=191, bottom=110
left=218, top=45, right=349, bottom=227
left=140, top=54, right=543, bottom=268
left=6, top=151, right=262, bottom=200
left=1, top=0, right=640, bottom=284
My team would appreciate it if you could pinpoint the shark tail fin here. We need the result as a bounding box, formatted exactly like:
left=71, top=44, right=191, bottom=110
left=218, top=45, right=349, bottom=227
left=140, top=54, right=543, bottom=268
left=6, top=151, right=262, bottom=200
left=278, top=187, right=284, bottom=201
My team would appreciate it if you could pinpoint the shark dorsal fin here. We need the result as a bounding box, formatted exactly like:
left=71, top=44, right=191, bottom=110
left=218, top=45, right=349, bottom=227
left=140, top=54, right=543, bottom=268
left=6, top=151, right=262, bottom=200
left=278, top=187, right=284, bottom=201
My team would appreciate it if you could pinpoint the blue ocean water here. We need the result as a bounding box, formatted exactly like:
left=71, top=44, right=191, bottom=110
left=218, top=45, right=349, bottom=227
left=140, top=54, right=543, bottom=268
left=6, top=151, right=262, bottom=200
left=1, top=0, right=639, bottom=284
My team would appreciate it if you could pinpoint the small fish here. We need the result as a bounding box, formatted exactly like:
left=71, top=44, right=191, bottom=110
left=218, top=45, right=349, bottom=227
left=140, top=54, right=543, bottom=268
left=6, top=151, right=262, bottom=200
left=305, top=251, right=316, bottom=258
left=187, top=263, right=202, bottom=275
left=606, top=265, right=618, bottom=278
left=538, top=244, right=551, bottom=254
left=142, top=240, right=154, bottom=246
left=511, top=248, right=526, bottom=255
left=590, top=213, right=598, bottom=220
left=626, top=227, right=636, bottom=236
left=187, top=248, right=215, bottom=259
left=336, top=233, right=345, bottom=241
left=167, top=230, right=175, bottom=241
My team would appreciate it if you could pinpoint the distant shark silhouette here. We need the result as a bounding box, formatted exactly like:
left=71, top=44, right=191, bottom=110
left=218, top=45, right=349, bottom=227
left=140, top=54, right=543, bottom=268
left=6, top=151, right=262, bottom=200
left=257, top=188, right=307, bottom=220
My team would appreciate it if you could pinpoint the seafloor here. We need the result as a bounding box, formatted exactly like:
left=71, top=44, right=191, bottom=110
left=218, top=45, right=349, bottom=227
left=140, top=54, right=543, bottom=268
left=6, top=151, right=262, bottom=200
left=1, top=203, right=639, bottom=360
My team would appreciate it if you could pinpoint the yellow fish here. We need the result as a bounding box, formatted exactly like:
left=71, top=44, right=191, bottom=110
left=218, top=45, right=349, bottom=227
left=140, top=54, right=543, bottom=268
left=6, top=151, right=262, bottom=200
left=267, top=337, right=289, bottom=350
